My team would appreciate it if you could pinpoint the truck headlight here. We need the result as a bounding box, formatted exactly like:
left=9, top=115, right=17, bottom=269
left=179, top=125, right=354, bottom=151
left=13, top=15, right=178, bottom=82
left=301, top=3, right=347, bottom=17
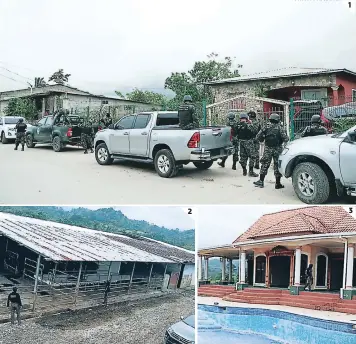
left=281, top=148, right=289, bottom=155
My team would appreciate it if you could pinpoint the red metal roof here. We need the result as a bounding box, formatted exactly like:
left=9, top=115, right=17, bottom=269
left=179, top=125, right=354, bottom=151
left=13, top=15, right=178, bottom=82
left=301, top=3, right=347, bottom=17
left=233, top=206, right=356, bottom=243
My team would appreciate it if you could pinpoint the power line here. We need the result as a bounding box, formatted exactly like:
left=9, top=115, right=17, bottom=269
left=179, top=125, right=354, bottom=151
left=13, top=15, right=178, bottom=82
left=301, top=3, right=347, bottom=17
left=0, top=66, right=33, bottom=82
left=0, top=73, right=29, bottom=86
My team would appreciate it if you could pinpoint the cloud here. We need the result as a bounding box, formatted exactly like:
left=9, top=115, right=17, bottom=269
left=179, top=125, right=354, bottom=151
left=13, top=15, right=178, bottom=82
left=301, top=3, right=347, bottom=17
left=1, top=0, right=355, bottom=95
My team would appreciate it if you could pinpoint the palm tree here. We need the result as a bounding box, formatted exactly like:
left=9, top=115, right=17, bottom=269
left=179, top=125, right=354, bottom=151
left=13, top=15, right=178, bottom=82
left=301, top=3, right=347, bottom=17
left=34, top=77, right=47, bottom=88
left=48, top=69, right=71, bottom=85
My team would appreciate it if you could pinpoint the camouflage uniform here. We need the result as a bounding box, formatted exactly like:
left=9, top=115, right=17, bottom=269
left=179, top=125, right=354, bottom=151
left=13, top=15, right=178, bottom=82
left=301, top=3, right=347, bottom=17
left=178, top=95, right=199, bottom=130
left=14, top=120, right=27, bottom=151
left=253, top=114, right=289, bottom=189
left=251, top=121, right=261, bottom=169
left=236, top=114, right=258, bottom=177
left=218, top=115, right=239, bottom=169
left=81, top=124, right=95, bottom=154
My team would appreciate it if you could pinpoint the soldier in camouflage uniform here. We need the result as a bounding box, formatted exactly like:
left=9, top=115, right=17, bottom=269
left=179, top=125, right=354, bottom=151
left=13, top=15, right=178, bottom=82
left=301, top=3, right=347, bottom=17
left=300, top=115, right=328, bottom=138
left=178, top=95, right=199, bottom=130
left=101, top=113, right=113, bottom=128
left=14, top=118, right=27, bottom=151
left=81, top=121, right=95, bottom=154
left=236, top=113, right=258, bottom=177
left=253, top=113, right=289, bottom=189
left=248, top=111, right=261, bottom=169
left=218, top=112, right=239, bottom=169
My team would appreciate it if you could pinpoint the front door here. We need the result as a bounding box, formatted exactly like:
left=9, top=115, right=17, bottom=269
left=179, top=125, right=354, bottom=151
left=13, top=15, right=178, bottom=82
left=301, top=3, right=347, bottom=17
left=33, top=117, right=47, bottom=141
left=255, top=256, right=266, bottom=285
left=269, top=256, right=291, bottom=288
left=40, top=116, right=54, bottom=142
left=109, top=115, right=135, bottom=154
left=129, top=114, right=151, bottom=156
left=339, top=137, right=356, bottom=185
left=330, top=255, right=343, bottom=291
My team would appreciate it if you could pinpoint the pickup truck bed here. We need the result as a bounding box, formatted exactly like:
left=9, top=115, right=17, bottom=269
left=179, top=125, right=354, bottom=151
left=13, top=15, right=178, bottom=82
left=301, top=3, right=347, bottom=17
left=94, top=111, right=234, bottom=177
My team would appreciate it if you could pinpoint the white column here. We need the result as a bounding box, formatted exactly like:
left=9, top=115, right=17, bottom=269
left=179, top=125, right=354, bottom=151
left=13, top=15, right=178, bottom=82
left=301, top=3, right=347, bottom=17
left=198, top=256, right=203, bottom=281
left=221, top=258, right=226, bottom=281
left=204, top=257, right=209, bottom=280
left=240, top=251, right=246, bottom=283
left=346, top=245, right=354, bottom=289
left=294, top=247, right=301, bottom=286
left=343, top=241, right=348, bottom=290
left=229, top=259, right=233, bottom=282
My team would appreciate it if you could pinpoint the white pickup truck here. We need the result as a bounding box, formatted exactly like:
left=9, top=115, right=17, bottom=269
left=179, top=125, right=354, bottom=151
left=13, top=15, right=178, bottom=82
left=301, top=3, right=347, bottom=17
left=0, top=116, right=32, bottom=144
left=94, top=111, right=234, bottom=178
left=279, top=125, right=356, bottom=204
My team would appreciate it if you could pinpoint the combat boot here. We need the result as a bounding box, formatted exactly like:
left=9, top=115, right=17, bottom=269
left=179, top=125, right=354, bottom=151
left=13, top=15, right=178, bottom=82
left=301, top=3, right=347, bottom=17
left=90, top=148, right=94, bottom=153
left=14, top=146, right=18, bottom=151
left=21, top=146, right=24, bottom=151
left=275, top=176, right=285, bottom=189
left=242, top=166, right=247, bottom=176
left=249, top=167, right=258, bottom=177
left=254, top=163, right=260, bottom=169
left=253, top=180, right=264, bottom=188
left=218, top=161, right=225, bottom=168
left=84, top=150, right=88, bottom=154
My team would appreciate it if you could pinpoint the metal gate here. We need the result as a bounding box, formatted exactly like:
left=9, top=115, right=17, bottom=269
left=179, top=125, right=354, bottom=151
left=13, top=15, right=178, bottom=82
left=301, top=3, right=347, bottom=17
left=206, top=95, right=290, bottom=133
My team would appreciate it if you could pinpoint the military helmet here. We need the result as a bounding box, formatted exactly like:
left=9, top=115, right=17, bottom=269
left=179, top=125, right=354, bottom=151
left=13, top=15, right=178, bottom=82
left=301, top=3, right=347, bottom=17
left=311, top=114, right=321, bottom=124
left=18, top=118, right=24, bottom=123
left=183, top=95, right=192, bottom=102
left=227, top=112, right=235, bottom=120
left=248, top=111, right=257, bottom=119
left=13, top=287, right=17, bottom=292
left=58, top=109, right=65, bottom=115
left=239, top=113, right=249, bottom=120
left=269, top=113, right=280, bottom=123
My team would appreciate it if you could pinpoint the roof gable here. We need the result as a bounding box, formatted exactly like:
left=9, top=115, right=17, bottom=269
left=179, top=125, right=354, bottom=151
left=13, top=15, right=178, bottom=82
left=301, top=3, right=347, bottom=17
left=233, top=206, right=356, bottom=243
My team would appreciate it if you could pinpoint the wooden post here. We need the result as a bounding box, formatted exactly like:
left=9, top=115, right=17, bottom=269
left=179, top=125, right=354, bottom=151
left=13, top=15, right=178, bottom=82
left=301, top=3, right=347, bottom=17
left=74, top=262, right=83, bottom=307
left=147, top=263, right=154, bottom=291
left=128, top=262, right=136, bottom=294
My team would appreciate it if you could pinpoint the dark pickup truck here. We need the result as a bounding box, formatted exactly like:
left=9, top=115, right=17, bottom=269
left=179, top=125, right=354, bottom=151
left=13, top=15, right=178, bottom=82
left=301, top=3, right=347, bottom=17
left=26, top=113, right=87, bottom=152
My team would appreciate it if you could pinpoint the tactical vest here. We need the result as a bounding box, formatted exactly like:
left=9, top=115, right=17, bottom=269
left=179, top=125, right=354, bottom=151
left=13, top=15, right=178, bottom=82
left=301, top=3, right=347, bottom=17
left=178, top=104, right=194, bottom=128
left=16, top=123, right=27, bottom=133
left=237, top=123, right=254, bottom=140
left=264, top=125, right=282, bottom=147
left=309, top=125, right=327, bottom=136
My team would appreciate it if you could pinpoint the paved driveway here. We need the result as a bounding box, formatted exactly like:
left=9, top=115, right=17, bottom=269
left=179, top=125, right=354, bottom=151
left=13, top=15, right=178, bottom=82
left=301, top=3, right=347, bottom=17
left=0, top=143, right=302, bottom=205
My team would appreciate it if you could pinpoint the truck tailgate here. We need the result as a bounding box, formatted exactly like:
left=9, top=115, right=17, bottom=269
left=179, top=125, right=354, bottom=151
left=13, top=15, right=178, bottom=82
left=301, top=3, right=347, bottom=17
left=199, top=126, right=231, bottom=150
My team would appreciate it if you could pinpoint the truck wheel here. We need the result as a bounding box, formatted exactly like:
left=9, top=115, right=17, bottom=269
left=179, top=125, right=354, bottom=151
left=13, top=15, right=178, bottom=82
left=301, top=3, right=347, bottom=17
left=26, top=135, right=36, bottom=148
left=1, top=132, right=8, bottom=144
left=95, top=143, right=113, bottom=165
left=154, top=149, right=177, bottom=178
left=52, top=136, right=63, bottom=152
left=193, top=161, right=214, bottom=170
left=292, top=162, right=330, bottom=204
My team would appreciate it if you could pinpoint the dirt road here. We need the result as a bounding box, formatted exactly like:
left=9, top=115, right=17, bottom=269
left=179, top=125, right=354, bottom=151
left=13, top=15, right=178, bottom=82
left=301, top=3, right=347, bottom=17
left=0, top=143, right=301, bottom=205
left=0, top=292, right=194, bottom=344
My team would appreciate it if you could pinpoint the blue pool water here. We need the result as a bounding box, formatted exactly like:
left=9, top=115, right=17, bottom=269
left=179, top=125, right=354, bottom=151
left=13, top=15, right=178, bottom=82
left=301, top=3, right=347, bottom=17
left=198, top=304, right=356, bottom=344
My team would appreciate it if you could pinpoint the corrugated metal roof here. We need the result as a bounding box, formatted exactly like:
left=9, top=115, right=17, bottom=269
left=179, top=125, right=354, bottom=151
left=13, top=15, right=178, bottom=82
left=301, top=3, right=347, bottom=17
left=0, top=213, right=194, bottom=263
left=206, top=67, right=356, bottom=85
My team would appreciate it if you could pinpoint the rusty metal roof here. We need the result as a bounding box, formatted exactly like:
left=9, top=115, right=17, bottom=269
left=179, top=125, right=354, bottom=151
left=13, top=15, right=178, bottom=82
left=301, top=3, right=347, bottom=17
left=206, top=67, right=356, bottom=85
left=0, top=213, right=194, bottom=263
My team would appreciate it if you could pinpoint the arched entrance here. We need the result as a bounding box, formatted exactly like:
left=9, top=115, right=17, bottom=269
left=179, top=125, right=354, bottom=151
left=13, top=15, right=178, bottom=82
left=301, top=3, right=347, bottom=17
left=254, top=255, right=266, bottom=285
left=300, top=254, right=308, bottom=285
left=315, top=253, right=328, bottom=289
left=267, top=246, right=294, bottom=288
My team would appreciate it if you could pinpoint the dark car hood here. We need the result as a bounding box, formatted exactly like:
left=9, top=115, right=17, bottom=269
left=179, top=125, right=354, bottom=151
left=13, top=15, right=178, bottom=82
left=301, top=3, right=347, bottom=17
left=170, top=320, right=195, bottom=342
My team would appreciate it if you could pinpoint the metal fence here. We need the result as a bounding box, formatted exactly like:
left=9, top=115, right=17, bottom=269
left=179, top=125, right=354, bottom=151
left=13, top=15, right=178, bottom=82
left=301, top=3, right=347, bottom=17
left=289, top=95, right=356, bottom=140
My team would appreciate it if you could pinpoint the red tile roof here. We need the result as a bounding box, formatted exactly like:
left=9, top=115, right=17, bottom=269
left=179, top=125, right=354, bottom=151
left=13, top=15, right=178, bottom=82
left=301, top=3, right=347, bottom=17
left=233, top=207, right=356, bottom=243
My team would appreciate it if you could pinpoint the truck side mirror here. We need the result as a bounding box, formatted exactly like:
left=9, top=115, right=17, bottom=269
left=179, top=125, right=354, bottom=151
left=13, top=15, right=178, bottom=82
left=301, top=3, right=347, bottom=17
left=108, top=123, right=115, bottom=129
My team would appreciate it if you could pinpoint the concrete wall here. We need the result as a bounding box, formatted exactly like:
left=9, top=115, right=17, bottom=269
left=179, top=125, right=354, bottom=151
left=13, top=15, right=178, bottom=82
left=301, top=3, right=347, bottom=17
left=209, top=74, right=338, bottom=104
left=180, top=263, right=195, bottom=288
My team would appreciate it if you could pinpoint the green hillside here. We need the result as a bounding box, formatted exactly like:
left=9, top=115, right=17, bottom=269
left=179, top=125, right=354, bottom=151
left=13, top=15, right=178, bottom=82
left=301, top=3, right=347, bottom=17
left=0, top=206, right=195, bottom=250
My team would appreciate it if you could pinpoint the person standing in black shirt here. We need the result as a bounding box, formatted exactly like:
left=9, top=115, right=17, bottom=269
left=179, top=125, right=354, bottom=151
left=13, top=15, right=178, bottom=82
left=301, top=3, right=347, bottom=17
left=14, top=118, right=27, bottom=151
left=7, top=287, right=22, bottom=325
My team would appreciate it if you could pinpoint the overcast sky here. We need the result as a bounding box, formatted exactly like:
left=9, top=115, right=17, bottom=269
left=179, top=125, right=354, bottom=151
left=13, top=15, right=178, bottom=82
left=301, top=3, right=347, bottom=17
left=197, top=206, right=355, bottom=249
left=0, top=0, right=355, bottom=97
left=64, top=206, right=194, bottom=230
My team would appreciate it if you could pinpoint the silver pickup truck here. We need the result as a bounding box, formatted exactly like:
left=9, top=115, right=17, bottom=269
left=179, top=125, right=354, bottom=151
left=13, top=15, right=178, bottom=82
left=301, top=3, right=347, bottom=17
left=94, top=111, right=233, bottom=178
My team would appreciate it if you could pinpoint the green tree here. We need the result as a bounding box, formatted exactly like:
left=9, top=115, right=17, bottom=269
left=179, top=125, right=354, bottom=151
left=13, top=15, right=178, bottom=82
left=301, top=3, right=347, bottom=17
left=118, top=88, right=168, bottom=106
left=34, top=77, right=47, bottom=88
left=164, top=52, right=242, bottom=104
left=49, top=69, right=71, bottom=85
left=114, top=91, right=125, bottom=98
left=4, top=98, right=37, bottom=120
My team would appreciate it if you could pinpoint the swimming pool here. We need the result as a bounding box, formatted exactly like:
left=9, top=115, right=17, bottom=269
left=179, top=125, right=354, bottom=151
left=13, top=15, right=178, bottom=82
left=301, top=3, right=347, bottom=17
left=198, top=304, right=356, bottom=344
